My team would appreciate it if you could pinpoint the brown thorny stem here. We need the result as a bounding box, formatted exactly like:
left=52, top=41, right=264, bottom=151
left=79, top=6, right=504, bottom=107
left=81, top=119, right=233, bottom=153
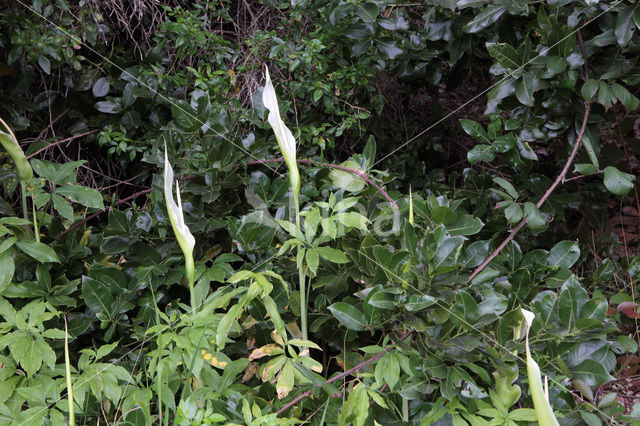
left=470, top=29, right=592, bottom=280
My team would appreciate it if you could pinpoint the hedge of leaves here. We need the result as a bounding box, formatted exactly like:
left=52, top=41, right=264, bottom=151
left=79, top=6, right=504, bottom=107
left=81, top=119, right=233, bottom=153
left=1, top=0, right=640, bottom=424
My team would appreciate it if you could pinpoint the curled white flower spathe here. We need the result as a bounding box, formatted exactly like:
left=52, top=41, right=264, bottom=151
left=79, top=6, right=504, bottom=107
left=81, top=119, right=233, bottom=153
left=262, top=66, right=300, bottom=207
left=164, top=145, right=196, bottom=286
left=521, top=308, right=559, bottom=426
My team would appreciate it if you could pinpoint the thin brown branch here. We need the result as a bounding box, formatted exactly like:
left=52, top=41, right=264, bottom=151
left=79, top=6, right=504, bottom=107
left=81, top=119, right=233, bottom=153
left=276, top=331, right=412, bottom=416
left=246, top=158, right=398, bottom=209
left=26, top=130, right=99, bottom=159
left=469, top=102, right=591, bottom=280
left=54, top=188, right=152, bottom=240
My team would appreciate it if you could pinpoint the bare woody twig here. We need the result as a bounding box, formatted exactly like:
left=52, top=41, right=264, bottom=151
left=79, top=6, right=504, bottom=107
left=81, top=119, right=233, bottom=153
left=276, top=331, right=412, bottom=416
left=470, top=29, right=593, bottom=280
left=246, top=158, right=398, bottom=209
left=27, top=129, right=99, bottom=159
left=470, top=102, right=592, bottom=280
left=54, top=188, right=153, bottom=239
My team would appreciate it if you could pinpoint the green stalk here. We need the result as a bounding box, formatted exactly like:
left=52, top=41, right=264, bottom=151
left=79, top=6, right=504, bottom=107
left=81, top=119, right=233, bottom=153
left=64, top=316, right=75, bottom=426
left=1, top=117, right=33, bottom=230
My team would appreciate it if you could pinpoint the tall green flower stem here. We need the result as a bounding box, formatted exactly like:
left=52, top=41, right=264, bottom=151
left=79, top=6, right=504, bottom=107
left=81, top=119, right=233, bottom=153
left=0, top=116, right=33, bottom=228
left=163, top=146, right=196, bottom=316
left=520, top=309, right=559, bottom=426
left=262, top=67, right=307, bottom=341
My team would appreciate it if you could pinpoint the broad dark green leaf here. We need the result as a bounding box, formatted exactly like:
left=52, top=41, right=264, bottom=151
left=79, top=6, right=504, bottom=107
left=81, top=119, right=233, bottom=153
left=82, top=275, right=115, bottom=316
left=56, top=185, right=104, bottom=209
left=603, top=166, right=635, bottom=195
left=611, top=84, right=639, bottom=111
left=486, top=42, right=520, bottom=69
left=463, top=5, right=506, bottom=33
left=92, top=77, right=110, bottom=97
left=316, top=246, right=349, bottom=263
left=615, top=6, right=635, bottom=46
left=524, top=202, right=546, bottom=228
left=597, top=82, right=616, bottom=110
left=448, top=214, right=483, bottom=236
left=504, top=202, right=523, bottom=224
left=571, top=359, right=614, bottom=387
left=375, top=353, right=400, bottom=389
left=580, top=79, right=599, bottom=101
left=515, top=71, right=538, bottom=107
left=547, top=240, right=580, bottom=268
left=15, top=240, right=60, bottom=263
left=355, top=2, right=378, bottom=22
left=0, top=251, right=14, bottom=293
left=95, top=100, right=122, bottom=114
left=467, top=145, right=495, bottom=163
left=38, top=55, right=50, bottom=74
left=459, top=119, right=490, bottom=144
left=328, top=302, right=367, bottom=331
left=377, top=40, right=403, bottom=59
left=172, top=101, right=200, bottom=131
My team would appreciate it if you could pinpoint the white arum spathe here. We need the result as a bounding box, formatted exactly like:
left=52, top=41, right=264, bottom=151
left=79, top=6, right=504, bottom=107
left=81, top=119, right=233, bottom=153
left=164, top=145, right=196, bottom=285
left=262, top=66, right=300, bottom=205
left=521, top=308, right=559, bottom=426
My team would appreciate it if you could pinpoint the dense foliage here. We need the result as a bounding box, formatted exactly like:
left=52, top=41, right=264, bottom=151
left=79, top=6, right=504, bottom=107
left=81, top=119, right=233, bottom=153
left=1, top=0, right=640, bottom=424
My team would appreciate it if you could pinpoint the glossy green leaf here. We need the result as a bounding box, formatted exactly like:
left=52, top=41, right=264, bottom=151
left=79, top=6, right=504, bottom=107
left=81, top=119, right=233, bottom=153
left=0, top=251, right=14, bottom=293
left=580, top=79, right=599, bottom=101
left=355, top=2, right=378, bottom=22
left=92, top=77, right=110, bottom=97
left=597, top=82, right=616, bottom=110
left=603, top=166, right=635, bottom=195
left=82, top=275, right=115, bottom=316
left=467, top=145, right=495, bottom=163
left=328, top=302, right=367, bottom=331
left=524, top=202, right=546, bottom=228
left=505, top=202, right=524, bottom=224
left=611, top=84, right=639, bottom=111
left=463, top=5, right=506, bottom=33
left=486, top=42, right=520, bottom=69
left=56, top=185, right=104, bottom=209
left=15, top=240, right=60, bottom=263
left=574, top=163, right=598, bottom=175
left=459, top=119, right=490, bottom=144
left=448, top=214, right=484, bottom=236
left=547, top=241, right=580, bottom=269
left=375, top=353, right=400, bottom=389
left=615, top=6, right=635, bottom=46
left=377, top=40, right=403, bottom=59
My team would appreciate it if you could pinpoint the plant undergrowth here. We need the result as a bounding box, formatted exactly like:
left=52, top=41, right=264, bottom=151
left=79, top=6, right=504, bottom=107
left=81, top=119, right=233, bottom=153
left=1, top=0, right=640, bottom=425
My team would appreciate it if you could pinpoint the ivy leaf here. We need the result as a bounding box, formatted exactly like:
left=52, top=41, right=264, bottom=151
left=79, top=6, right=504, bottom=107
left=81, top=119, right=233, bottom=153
left=328, top=302, right=367, bottom=331
left=603, top=166, right=635, bottom=195
left=463, top=5, right=506, bottom=33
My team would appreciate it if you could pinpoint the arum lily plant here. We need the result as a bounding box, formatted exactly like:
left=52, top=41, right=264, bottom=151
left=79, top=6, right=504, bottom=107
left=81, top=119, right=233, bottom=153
left=262, top=67, right=308, bottom=343
left=521, top=308, right=559, bottom=426
left=164, top=145, right=197, bottom=315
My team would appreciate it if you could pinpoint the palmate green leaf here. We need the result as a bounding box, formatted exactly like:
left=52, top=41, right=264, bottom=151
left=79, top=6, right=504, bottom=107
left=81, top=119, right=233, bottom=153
left=328, top=302, right=367, bottom=331
left=547, top=241, right=580, bottom=269
left=463, top=5, right=506, bottom=33
left=15, top=240, right=60, bottom=263
left=603, top=166, right=635, bottom=195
